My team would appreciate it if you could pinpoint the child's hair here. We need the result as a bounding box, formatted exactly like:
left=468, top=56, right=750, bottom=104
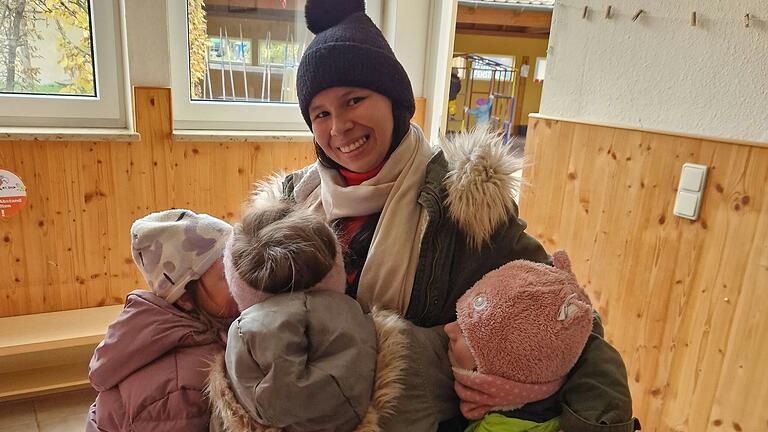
left=228, top=199, right=337, bottom=295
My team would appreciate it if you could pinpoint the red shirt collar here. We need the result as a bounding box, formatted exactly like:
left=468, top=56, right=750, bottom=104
left=338, top=161, right=386, bottom=186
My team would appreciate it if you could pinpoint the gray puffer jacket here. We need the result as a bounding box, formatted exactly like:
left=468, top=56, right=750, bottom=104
left=206, top=291, right=457, bottom=432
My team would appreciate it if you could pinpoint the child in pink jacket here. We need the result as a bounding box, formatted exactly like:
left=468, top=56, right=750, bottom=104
left=445, top=251, right=595, bottom=432
left=86, top=209, right=239, bottom=432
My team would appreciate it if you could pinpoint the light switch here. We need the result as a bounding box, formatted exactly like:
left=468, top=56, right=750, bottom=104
left=673, top=163, right=707, bottom=220
left=674, top=191, right=698, bottom=218
left=680, top=164, right=706, bottom=192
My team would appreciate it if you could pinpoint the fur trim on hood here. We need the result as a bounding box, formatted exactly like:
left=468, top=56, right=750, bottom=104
left=205, top=308, right=409, bottom=432
left=440, top=127, right=524, bottom=250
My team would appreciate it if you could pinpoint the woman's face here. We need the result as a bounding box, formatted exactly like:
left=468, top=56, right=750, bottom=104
left=309, top=87, right=394, bottom=173
left=194, top=258, right=239, bottom=318
left=444, top=321, right=477, bottom=371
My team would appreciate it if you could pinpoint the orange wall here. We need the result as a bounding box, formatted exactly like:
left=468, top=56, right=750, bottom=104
left=454, top=33, right=548, bottom=128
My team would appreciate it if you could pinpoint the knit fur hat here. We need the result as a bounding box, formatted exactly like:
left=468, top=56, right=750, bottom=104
left=130, top=209, right=232, bottom=304
left=456, top=251, right=593, bottom=392
left=297, top=0, right=415, bottom=148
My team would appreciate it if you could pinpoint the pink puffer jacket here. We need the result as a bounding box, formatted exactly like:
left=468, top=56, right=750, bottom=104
left=85, top=290, right=228, bottom=432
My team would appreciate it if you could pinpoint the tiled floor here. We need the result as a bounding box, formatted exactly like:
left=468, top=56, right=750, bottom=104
left=0, top=389, right=95, bottom=432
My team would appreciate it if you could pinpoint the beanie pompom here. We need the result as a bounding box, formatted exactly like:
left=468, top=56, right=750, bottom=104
left=305, top=0, right=365, bottom=34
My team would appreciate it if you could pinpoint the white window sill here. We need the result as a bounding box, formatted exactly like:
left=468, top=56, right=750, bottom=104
left=172, top=129, right=314, bottom=143
left=0, top=127, right=140, bottom=142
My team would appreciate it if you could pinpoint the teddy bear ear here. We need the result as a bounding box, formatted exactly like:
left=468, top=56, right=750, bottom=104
left=552, top=250, right=572, bottom=273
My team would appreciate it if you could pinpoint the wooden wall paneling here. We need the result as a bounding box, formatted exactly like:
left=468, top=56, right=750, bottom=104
left=1, top=143, right=29, bottom=316
left=521, top=117, right=768, bottom=432
left=0, top=87, right=315, bottom=317
left=710, top=185, right=768, bottom=430
left=671, top=144, right=768, bottom=431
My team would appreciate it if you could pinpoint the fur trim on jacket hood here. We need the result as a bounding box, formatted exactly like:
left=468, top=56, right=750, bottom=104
left=205, top=308, right=409, bottom=432
left=439, top=127, right=524, bottom=250
left=283, top=126, right=524, bottom=250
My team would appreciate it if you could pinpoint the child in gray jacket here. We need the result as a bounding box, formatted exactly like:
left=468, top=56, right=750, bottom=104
left=206, top=182, right=457, bottom=432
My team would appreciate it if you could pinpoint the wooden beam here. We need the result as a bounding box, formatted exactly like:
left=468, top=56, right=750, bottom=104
left=455, top=28, right=549, bottom=39
left=457, top=5, right=552, bottom=29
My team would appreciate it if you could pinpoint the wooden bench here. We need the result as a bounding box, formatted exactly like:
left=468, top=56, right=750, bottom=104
left=0, top=305, right=123, bottom=402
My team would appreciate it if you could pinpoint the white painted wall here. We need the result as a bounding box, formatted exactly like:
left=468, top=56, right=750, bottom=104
left=540, top=0, right=768, bottom=143
left=422, top=0, right=457, bottom=143
left=382, top=0, right=430, bottom=97
left=125, top=0, right=171, bottom=87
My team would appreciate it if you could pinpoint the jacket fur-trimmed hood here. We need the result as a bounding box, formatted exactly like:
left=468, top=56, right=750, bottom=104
left=205, top=308, right=409, bottom=432
left=439, top=127, right=524, bottom=250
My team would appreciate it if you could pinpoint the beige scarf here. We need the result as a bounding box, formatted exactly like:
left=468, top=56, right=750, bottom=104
left=294, top=124, right=433, bottom=314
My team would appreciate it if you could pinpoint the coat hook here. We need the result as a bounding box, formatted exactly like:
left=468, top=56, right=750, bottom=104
left=744, top=13, right=751, bottom=28
left=605, top=5, right=613, bottom=19
left=632, top=9, right=645, bottom=22
left=691, top=11, right=697, bottom=27
left=582, top=6, right=588, bottom=19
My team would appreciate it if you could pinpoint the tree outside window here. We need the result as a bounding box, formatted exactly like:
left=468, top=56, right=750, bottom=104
left=0, top=0, right=95, bottom=96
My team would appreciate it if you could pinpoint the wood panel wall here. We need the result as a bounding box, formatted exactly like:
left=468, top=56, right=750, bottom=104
left=520, top=117, right=768, bottom=432
left=0, top=88, right=316, bottom=317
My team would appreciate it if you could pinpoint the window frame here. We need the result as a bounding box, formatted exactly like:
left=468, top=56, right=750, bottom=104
left=167, top=0, right=383, bottom=132
left=0, top=0, right=130, bottom=129
left=470, top=54, right=515, bottom=82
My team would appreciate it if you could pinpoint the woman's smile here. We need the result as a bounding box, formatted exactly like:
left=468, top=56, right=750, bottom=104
left=337, top=134, right=369, bottom=154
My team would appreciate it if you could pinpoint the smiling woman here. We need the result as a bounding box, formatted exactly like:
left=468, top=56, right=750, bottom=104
left=309, top=87, right=393, bottom=173
left=268, top=1, right=638, bottom=431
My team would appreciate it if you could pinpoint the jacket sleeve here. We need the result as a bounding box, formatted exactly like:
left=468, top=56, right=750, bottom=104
left=558, top=312, right=641, bottom=432
left=383, top=324, right=459, bottom=432
left=86, top=391, right=125, bottom=432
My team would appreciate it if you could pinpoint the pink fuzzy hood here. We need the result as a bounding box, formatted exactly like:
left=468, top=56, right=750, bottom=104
left=455, top=251, right=592, bottom=403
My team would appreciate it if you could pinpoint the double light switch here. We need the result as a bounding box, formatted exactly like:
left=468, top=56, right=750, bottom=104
left=673, top=163, right=707, bottom=220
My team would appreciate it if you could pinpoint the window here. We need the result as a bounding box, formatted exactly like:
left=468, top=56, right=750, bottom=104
left=452, top=56, right=467, bottom=79
left=1, top=1, right=95, bottom=96
left=471, top=55, right=514, bottom=82
left=534, top=57, right=547, bottom=83
left=0, top=0, right=129, bottom=129
left=169, top=0, right=382, bottom=132
left=257, top=39, right=300, bottom=68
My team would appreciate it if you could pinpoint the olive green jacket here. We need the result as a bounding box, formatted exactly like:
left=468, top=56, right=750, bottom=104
left=283, top=128, right=639, bottom=432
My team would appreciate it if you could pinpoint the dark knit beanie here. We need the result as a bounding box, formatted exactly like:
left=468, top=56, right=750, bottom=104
left=298, top=0, right=415, bottom=159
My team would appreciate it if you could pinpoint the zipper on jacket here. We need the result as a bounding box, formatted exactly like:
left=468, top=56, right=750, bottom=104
left=419, top=237, right=440, bottom=323
left=418, top=188, right=442, bottom=323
